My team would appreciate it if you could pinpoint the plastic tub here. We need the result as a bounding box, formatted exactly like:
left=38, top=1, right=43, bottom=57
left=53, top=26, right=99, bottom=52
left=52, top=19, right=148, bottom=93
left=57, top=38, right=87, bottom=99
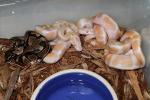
left=0, top=0, right=150, bottom=88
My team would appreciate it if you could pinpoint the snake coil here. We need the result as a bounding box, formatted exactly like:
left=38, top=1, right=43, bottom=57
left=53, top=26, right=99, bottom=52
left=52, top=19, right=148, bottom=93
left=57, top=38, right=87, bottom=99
left=5, top=31, right=50, bottom=66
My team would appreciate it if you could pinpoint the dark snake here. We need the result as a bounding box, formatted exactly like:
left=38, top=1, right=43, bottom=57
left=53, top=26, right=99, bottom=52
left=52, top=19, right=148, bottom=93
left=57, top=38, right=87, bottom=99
left=5, top=31, right=51, bottom=66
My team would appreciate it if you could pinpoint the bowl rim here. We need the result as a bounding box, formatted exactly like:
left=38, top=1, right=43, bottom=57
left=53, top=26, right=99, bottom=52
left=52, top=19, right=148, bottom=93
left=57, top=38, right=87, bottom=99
left=31, top=69, right=118, bottom=100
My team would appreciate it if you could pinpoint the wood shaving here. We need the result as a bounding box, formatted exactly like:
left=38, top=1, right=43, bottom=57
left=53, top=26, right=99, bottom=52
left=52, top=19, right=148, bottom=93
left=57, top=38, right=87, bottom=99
left=0, top=32, right=149, bottom=100
left=127, top=71, right=144, bottom=100
left=4, top=68, right=20, bottom=100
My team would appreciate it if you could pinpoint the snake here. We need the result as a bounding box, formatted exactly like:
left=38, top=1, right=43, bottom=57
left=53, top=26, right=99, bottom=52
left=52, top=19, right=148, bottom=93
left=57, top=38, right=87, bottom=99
left=5, top=31, right=50, bottom=66
left=78, top=13, right=145, bottom=70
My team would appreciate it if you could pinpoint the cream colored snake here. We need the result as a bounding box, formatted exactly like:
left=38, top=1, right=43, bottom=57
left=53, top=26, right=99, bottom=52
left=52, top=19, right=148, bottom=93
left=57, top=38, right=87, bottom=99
left=35, top=13, right=145, bottom=70
left=35, top=20, right=82, bottom=64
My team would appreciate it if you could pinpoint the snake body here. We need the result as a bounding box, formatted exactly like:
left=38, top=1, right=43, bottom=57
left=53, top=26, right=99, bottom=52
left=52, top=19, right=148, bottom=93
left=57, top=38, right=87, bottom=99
left=78, top=13, right=145, bottom=70
left=4, top=13, right=145, bottom=70
left=5, top=31, right=50, bottom=66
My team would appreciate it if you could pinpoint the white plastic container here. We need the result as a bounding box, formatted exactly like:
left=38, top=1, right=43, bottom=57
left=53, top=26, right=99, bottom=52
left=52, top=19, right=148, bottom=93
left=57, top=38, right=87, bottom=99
left=0, top=0, right=150, bottom=88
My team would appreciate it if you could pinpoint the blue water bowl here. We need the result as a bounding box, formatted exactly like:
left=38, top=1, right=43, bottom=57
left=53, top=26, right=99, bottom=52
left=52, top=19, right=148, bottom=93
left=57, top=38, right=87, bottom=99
left=31, top=69, right=118, bottom=100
